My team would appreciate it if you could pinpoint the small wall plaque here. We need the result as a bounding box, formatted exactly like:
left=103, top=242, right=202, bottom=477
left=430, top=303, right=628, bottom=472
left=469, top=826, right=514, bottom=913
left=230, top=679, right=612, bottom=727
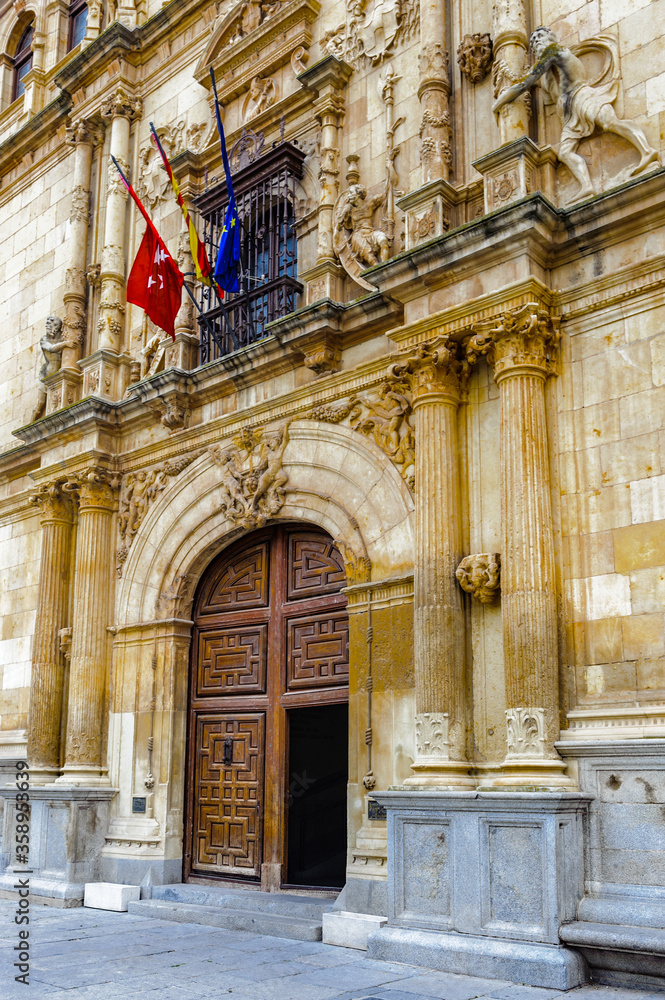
left=368, top=798, right=387, bottom=820
left=132, top=796, right=146, bottom=814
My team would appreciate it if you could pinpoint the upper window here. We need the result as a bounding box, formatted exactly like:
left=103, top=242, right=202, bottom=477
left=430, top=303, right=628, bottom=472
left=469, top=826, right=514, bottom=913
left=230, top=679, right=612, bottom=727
left=68, top=0, right=87, bottom=50
left=13, top=23, right=33, bottom=101
left=196, top=137, right=306, bottom=365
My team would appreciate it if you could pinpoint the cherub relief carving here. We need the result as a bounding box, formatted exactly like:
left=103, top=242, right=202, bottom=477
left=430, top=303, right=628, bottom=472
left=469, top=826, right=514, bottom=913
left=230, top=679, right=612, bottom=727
left=492, top=27, right=659, bottom=201
left=209, top=423, right=290, bottom=529
left=30, top=317, right=78, bottom=423
left=242, top=76, right=277, bottom=123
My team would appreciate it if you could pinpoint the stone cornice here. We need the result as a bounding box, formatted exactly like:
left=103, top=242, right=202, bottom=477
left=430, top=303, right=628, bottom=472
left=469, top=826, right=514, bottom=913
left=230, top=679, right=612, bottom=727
left=0, top=92, right=71, bottom=183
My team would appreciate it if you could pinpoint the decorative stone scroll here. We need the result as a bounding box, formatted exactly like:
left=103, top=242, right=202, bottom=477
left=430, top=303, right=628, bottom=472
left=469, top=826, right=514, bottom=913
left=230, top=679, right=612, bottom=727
left=309, top=375, right=415, bottom=490
left=209, top=422, right=290, bottom=529
left=456, top=553, right=501, bottom=603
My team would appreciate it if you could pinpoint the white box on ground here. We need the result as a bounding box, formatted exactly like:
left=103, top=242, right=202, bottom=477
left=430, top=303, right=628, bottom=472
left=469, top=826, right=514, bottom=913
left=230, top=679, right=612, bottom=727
left=84, top=882, right=140, bottom=912
left=322, top=911, right=387, bottom=950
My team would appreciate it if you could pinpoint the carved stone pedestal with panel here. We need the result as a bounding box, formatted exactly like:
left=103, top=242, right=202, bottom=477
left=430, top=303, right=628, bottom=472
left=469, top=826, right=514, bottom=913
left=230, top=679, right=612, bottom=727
left=367, top=790, right=590, bottom=988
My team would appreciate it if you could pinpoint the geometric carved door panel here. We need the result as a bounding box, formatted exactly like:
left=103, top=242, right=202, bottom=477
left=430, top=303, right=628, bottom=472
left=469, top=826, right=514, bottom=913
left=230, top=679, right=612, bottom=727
left=191, top=714, right=264, bottom=878
left=185, top=525, right=349, bottom=887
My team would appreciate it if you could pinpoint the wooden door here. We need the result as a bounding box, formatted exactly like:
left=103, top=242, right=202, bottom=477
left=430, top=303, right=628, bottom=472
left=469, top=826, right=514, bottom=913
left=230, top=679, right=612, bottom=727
left=184, top=525, right=349, bottom=886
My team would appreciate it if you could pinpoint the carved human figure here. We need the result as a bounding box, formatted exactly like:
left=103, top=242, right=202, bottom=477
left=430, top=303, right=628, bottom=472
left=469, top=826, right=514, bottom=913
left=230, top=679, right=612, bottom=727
left=118, top=469, right=164, bottom=544
left=30, top=317, right=79, bottom=422
left=492, top=27, right=659, bottom=200
left=243, top=76, right=276, bottom=123
left=334, top=182, right=390, bottom=270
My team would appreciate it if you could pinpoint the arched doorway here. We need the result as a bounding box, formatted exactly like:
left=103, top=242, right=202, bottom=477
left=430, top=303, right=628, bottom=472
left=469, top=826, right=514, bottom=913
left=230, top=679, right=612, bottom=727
left=184, top=524, right=349, bottom=891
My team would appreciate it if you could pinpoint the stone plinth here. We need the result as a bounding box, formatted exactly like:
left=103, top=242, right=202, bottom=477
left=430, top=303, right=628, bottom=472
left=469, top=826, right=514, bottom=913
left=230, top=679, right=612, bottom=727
left=84, top=882, right=140, bottom=911
left=367, top=790, right=590, bottom=988
left=473, top=137, right=557, bottom=214
left=0, top=786, right=116, bottom=906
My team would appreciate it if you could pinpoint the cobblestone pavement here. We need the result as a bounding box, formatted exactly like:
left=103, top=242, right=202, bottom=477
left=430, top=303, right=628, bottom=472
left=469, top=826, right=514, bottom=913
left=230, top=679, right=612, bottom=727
left=0, top=899, right=663, bottom=1000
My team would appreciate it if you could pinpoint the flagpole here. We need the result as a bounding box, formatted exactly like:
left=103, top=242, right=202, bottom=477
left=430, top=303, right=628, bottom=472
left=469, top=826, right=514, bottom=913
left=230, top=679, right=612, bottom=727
left=109, top=153, right=237, bottom=356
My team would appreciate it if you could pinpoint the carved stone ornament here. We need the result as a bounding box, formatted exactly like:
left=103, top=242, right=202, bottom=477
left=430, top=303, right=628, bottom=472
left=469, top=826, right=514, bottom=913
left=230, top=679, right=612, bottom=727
left=58, top=627, right=72, bottom=660
left=117, top=450, right=203, bottom=573
left=242, top=76, right=277, bottom=123
left=333, top=537, right=371, bottom=585
left=303, top=344, right=342, bottom=377
left=100, top=88, right=142, bottom=123
left=291, top=44, right=309, bottom=75
left=415, top=712, right=449, bottom=758
left=310, top=375, right=415, bottom=490
left=333, top=177, right=391, bottom=289
left=492, top=29, right=659, bottom=199
left=466, top=303, right=560, bottom=378
left=155, top=573, right=195, bottom=619
left=30, top=317, right=80, bottom=423
left=505, top=707, right=546, bottom=758
left=324, top=0, right=420, bottom=70
left=148, top=394, right=191, bottom=432
left=29, top=479, right=75, bottom=522
left=456, top=553, right=501, bottom=603
left=209, top=423, right=290, bottom=529
left=71, top=467, right=121, bottom=509
left=392, top=337, right=469, bottom=401
left=457, top=33, right=493, bottom=84
left=136, top=121, right=186, bottom=210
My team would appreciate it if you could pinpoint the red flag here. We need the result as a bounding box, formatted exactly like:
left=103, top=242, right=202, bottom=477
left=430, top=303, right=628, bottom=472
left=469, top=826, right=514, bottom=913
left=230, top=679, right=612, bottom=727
left=126, top=219, right=184, bottom=341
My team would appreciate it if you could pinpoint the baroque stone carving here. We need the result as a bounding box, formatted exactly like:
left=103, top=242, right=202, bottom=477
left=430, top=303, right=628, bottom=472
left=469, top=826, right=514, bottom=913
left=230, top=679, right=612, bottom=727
left=148, top=393, right=191, bottom=432
left=58, top=627, right=72, bottom=660
left=116, top=451, right=203, bottom=573
left=107, top=155, right=130, bottom=199
left=310, top=376, right=415, bottom=490
left=457, top=33, right=493, bottom=83
left=100, top=89, right=142, bottom=123
left=30, top=317, right=79, bottom=423
left=333, top=538, right=371, bottom=585
left=155, top=573, right=195, bottom=619
left=466, top=303, right=560, bottom=378
left=209, top=423, right=290, bottom=529
left=325, top=0, right=420, bottom=70
left=393, top=337, right=469, bottom=400
left=492, top=28, right=659, bottom=201
left=291, top=45, right=309, bottom=75
left=333, top=158, right=391, bottom=289
left=505, top=707, right=546, bottom=757
left=456, top=553, right=501, bottom=603
left=242, top=76, right=277, bottom=123
left=303, top=344, right=342, bottom=377
left=419, top=43, right=453, bottom=179
left=136, top=121, right=185, bottom=209
left=69, top=185, right=90, bottom=224
left=415, top=712, right=449, bottom=758
left=29, top=478, right=76, bottom=521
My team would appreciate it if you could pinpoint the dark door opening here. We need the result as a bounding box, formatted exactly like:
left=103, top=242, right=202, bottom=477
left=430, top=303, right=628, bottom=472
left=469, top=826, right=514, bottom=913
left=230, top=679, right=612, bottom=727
left=286, top=703, right=348, bottom=889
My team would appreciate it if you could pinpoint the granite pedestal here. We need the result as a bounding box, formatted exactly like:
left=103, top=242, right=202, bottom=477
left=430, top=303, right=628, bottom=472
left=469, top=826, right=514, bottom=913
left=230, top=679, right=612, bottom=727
left=367, top=790, right=590, bottom=989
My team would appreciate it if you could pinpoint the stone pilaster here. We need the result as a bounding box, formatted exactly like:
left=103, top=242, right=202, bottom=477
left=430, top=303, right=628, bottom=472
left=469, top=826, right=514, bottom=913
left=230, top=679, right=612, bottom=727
left=492, top=0, right=530, bottom=143
left=394, top=340, right=473, bottom=787
left=87, top=89, right=140, bottom=397
left=60, top=119, right=103, bottom=376
left=27, top=482, right=75, bottom=783
left=419, top=0, right=452, bottom=183
left=468, top=304, right=569, bottom=785
left=298, top=56, right=352, bottom=301
left=59, top=468, right=119, bottom=786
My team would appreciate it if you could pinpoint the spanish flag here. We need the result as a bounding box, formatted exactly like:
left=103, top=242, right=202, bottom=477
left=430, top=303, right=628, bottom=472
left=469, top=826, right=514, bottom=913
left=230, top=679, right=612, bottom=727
left=149, top=122, right=221, bottom=296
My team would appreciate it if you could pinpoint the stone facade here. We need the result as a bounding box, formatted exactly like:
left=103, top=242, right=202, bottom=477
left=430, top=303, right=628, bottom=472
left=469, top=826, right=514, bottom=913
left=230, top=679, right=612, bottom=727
left=0, top=0, right=664, bottom=987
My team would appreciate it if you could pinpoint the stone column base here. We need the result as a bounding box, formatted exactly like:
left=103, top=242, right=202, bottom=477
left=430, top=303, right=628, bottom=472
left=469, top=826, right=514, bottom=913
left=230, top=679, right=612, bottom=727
left=473, top=136, right=558, bottom=214
left=368, top=925, right=586, bottom=988
left=370, top=789, right=591, bottom=988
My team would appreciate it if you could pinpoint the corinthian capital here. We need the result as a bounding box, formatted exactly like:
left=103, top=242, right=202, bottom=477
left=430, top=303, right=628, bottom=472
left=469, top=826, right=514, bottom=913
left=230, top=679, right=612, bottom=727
left=66, top=467, right=121, bottom=510
left=466, top=303, right=560, bottom=379
left=100, top=88, right=142, bottom=123
left=65, top=118, right=105, bottom=148
left=392, top=338, right=468, bottom=402
left=29, top=481, right=75, bottom=522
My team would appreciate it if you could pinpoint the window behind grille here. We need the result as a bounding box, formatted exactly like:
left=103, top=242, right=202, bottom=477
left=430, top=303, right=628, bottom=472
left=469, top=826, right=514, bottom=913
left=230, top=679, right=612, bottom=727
left=195, top=140, right=306, bottom=365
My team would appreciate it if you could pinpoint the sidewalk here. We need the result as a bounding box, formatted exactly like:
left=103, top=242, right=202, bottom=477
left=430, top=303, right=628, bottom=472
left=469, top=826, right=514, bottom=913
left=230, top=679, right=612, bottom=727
left=0, top=899, right=661, bottom=1000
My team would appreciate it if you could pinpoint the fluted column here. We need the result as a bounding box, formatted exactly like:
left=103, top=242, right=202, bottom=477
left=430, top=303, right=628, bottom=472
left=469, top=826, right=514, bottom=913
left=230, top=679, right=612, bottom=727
left=61, top=119, right=103, bottom=372
left=27, top=482, right=75, bottom=783
left=396, top=340, right=473, bottom=787
left=472, top=305, right=568, bottom=785
left=492, top=0, right=530, bottom=143
left=98, top=88, right=141, bottom=354
left=419, top=0, right=452, bottom=183
left=59, top=468, right=119, bottom=785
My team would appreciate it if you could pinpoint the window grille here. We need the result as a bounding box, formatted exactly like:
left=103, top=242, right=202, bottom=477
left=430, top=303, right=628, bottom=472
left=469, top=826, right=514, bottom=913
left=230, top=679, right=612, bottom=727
left=195, top=137, right=306, bottom=365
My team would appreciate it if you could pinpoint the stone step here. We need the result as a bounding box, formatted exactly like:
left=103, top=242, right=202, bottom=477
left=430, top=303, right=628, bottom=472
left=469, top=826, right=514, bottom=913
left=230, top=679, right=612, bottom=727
left=150, top=882, right=334, bottom=921
left=127, top=897, right=324, bottom=940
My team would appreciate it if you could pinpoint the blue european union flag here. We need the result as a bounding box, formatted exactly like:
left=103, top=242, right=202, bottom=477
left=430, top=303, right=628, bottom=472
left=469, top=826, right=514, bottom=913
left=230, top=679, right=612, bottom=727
left=210, top=68, right=241, bottom=295
left=214, top=195, right=240, bottom=293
